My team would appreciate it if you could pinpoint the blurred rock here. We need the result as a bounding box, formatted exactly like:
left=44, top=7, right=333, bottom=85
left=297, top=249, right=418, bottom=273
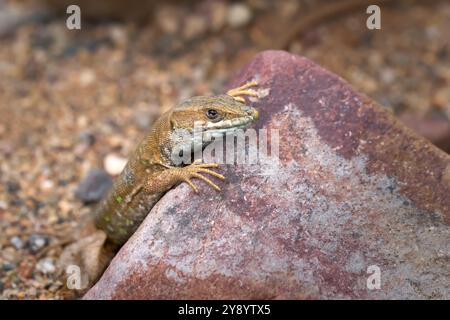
left=39, top=179, right=54, bottom=192
left=399, top=113, right=450, bottom=153
left=27, top=234, right=49, bottom=253
left=85, top=50, right=450, bottom=299
left=36, top=258, right=56, bottom=274
left=17, top=257, right=36, bottom=279
left=182, top=15, right=208, bottom=40
left=155, top=6, right=181, bottom=34
left=103, top=154, right=127, bottom=176
left=75, top=169, right=113, bottom=204
left=227, top=3, right=252, bottom=28
left=433, top=87, right=450, bottom=110
left=78, top=69, right=96, bottom=87
left=74, top=131, right=96, bottom=155
left=6, top=181, right=20, bottom=194
left=78, top=131, right=96, bottom=147
left=42, top=0, right=156, bottom=21
left=133, top=109, right=156, bottom=130
left=10, top=236, right=24, bottom=250
left=1, top=262, right=16, bottom=272
left=208, top=1, right=227, bottom=31
left=0, top=3, right=48, bottom=38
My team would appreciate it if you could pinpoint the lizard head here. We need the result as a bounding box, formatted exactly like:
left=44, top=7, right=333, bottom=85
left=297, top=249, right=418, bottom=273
left=165, top=94, right=259, bottom=164
left=170, top=94, right=259, bottom=134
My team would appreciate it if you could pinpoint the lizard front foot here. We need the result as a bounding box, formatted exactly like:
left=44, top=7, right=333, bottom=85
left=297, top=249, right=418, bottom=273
left=227, top=80, right=258, bottom=103
left=180, top=159, right=225, bottom=193
left=146, top=159, right=225, bottom=194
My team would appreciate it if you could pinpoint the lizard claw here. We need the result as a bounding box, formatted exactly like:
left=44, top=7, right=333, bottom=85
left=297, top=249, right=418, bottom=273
left=183, top=178, right=199, bottom=193
left=227, top=80, right=258, bottom=103
left=183, top=160, right=225, bottom=192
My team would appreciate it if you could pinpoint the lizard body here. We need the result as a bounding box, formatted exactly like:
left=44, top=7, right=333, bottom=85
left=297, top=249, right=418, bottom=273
left=95, top=82, right=259, bottom=245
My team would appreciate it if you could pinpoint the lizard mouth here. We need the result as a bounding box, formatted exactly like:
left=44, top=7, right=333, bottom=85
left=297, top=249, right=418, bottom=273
left=203, top=117, right=254, bottom=134
left=202, top=107, right=259, bottom=135
left=187, top=107, right=259, bottom=151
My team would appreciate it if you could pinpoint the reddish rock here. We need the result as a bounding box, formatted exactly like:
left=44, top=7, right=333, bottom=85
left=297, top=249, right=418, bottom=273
left=84, top=51, right=450, bottom=299
left=398, top=113, right=450, bottom=154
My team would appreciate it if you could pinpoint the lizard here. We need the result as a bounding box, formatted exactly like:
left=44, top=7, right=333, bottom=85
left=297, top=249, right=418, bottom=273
left=94, top=81, right=260, bottom=246
left=57, top=81, right=260, bottom=295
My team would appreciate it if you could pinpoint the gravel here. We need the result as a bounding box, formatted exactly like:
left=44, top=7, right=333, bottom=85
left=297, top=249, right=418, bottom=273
left=0, top=0, right=448, bottom=300
left=27, top=235, right=49, bottom=253
left=2, top=262, right=16, bottom=272
left=36, top=258, right=56, bottom=274
left=10, top=236, right=24, bottom=250
left=227, top=3, right=253, bottom=28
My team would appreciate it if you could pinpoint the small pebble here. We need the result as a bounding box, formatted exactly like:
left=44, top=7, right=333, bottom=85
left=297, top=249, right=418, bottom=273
left=109, top=25, right=127, bottom=47
left=433, top=87, right=450, bottom=109
left=78, top=69, right=96, bottom=87
left=133, top=110, right=154, bottom=130
left=40, top=179, right=54, bottom=192
left=27, top=234, right=49, bottom=253
left=2, top=262, right=16, bottom=271
left=104, top=153, right=127, bottom=176
left=227, top=3, right=252, bottom=28
left=183, top=15, right=208, bottom=40
left=36, top=258, right=56, bottom=274
left=10, top=236, right=24, bottom=249
left=75, top=168, right=113, bottom=204
left=6, top=181, right=20, bottom=194
left=209, top=1, right=227, bottom=31
left=78, top=131, right=96, bottom=147
left=156, top=6, right=180, bottom=34
left=379, top=68, right=396, bottom=85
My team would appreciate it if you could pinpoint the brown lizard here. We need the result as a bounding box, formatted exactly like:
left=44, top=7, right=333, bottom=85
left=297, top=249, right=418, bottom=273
left=58, top=81, right=260, bottom=294
left=95, top=81, right=260, bottom=246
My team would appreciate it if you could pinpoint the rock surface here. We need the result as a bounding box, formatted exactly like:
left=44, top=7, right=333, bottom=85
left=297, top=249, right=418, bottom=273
left=84, top=50, right=450, bottom=299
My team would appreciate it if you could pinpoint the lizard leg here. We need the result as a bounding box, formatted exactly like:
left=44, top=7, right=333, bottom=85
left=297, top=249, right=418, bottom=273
left=144, top=160, right=225, bottom=194
left=226, top=80, right=258, bottom=103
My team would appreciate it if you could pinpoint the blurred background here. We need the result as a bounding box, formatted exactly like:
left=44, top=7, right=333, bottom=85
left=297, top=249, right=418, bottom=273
left=0, top=0, right=449, bottom=299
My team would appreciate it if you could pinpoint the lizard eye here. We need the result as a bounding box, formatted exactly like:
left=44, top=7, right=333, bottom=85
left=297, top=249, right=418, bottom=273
left=206, top=109, right=219, bottom=120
